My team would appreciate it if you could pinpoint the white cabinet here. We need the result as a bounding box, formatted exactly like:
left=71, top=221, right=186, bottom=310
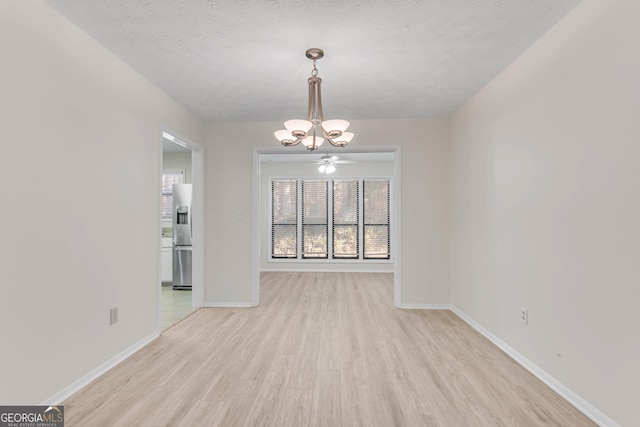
left=161, top=248, right=172, bottom=282
left=161, top=237, right=173, bottom=282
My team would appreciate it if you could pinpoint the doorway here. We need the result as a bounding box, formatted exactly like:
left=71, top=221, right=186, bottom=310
left=160, top=130, right=205, bottom=330
left=251, top=146, right=402, bottom=307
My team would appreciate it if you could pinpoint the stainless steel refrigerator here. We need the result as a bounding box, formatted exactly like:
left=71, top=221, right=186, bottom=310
left=172, top=184, right=192, bottom=290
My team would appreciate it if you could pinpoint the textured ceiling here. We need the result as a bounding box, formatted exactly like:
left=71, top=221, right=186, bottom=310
left=44, top=0, right=581, bottom=122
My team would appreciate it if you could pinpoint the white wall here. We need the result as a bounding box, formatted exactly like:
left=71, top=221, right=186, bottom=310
left=204, top=118, right=449, bottom=305
left=0, top=1, right=202, bottom=404
left=448, top=1, right=640, bottom=425
left=260, top=160, right=394, bottom=272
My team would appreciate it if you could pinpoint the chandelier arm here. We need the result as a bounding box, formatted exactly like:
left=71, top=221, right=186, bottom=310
left=320, top=126, right=336, bottom=143
left=307, top=78, right=315, bottom=124
left=311, top=126, right=318, bottom=151
left=319, top=119, right=347, bottom=148
left=307, top=77, right=323, bottom=125
left=315, top=78, right=325, bottom=123
left=326, top=138, right=344, bottom=148
left=280, top=137, right=302, bottom=147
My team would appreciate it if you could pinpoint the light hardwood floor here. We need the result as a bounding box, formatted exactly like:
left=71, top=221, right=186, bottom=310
left=64, top=272, right=595, bottom=426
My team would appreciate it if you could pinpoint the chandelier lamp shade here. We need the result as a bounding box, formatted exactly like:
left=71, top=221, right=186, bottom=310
left=274, top=48, right=353, bottom=151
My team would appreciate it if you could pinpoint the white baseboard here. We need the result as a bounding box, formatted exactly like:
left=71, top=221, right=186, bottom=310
left=260, top=268, right=394, bottom=273
left=204, top=301, right=252, bottom=308
left=41, top=331, right=159, bottom=405
left=449, top=305, right=619, bottom=427
left=398, top=303, right=450, bottom=310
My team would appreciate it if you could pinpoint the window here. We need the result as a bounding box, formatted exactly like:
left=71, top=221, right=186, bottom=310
left=270, top=177, right=391, bottom=261
left=162, top=170, right=185, bottom=218
left=333, top=179, right=359, bottom=258
left=271, top=179, right=297, bottom=258
left=302, top=180, right=328, bottom=258
left=363, top=179, right=390, bottom=259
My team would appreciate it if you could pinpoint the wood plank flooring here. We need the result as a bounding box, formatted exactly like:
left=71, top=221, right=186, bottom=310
left=63, top=272, right=596, bottom=426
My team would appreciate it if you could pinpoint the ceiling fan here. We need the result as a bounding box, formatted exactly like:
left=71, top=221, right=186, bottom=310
left=311, top=154, right=354, bottom=174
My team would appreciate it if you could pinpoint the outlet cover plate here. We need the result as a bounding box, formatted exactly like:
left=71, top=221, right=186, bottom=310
left=110, top=307, right=119, bottom=325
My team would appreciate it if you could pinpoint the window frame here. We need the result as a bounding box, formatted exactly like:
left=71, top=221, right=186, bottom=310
left=363, top=179, right=391, bottom=260
left=301, top=179, right=329, bottom=259
left=332, top=179, right=360, bottom=259
left=269, top=176, right=392, bottom=263
left=271, top=179, right=298, bottom=259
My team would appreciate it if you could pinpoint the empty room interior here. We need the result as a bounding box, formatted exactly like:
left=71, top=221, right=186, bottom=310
left=1, top=1, right=638, bottom=426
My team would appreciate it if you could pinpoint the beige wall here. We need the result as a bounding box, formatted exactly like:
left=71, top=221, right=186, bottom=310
left=0, top=1, right=202, bottom=404
left=448, top=1, right=639, bottom=425
left=203, top=118, right=450, bottom=305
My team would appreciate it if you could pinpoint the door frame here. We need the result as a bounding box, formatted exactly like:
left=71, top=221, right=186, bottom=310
left=159, top=129, right=205, bottom=330
left=251, top=145, right=402, bottom=307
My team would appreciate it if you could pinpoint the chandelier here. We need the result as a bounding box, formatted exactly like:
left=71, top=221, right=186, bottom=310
left=274, top=48, right=353, bottom=151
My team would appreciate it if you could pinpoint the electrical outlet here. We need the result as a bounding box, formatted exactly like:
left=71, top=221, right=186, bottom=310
left=110, top=307, right=119, bottom=325
left=520, top=307, right=528, bottom=325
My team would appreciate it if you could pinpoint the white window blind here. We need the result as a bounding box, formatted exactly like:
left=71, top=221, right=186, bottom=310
left=270, top=177, right=391, bottom=262
left=302, top=180, right=328, bottom=258
left=271, top=179, right=298, bottom=258
left=363, top=179, right=390, bottom=259
left=332, top=179, right=359, bottom=258
left=162, top=170, right=185, bottom=218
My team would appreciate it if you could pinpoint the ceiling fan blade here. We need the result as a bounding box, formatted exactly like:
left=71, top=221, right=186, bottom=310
left=319, top=154, right=338, bottom=161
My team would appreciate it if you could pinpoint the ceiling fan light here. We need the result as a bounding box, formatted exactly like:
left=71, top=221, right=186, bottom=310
left=285, top=119, right=312, bottom=137
left=325, top=163, right=336, bottom=174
